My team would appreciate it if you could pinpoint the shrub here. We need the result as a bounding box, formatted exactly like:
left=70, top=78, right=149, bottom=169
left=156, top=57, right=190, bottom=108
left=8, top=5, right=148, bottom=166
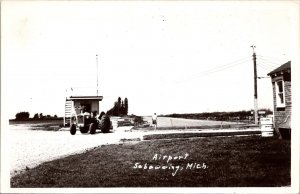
left=33, top=113, right=39, bottom=119
left=15, top=112, right=30, bottom=120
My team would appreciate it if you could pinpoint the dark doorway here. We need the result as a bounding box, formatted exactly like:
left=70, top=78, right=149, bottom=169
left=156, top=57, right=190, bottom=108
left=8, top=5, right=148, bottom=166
left=81, top=103, right=92, bottom=113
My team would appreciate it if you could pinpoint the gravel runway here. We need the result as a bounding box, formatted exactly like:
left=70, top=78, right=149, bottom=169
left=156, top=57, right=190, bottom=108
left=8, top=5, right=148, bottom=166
left=9, top=125, right=144, bottom=176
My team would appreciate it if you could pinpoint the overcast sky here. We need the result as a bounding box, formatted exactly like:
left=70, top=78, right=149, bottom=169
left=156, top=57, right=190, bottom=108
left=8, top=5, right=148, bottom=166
left=2, top=1, right=298, bottom=119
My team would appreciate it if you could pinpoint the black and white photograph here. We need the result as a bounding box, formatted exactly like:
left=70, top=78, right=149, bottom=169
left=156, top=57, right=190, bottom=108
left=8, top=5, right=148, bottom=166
left=1, top=0, right=300, bottom=193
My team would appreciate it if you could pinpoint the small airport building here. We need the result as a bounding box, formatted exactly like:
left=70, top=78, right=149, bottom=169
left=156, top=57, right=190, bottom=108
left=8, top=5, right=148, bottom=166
left=64, top=95, right=103, bottom=126
left=268, top=61, right=291, bottom=139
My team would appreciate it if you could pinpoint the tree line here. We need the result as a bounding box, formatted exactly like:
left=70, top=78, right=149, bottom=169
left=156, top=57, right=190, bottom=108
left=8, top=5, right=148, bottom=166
left=106, top=97, right=128, bottom=116
left=14, top=96, right=129, bottom=120
left=15, top=112, right=58, bottom=120
left=162, top=109, right=273, bottom=121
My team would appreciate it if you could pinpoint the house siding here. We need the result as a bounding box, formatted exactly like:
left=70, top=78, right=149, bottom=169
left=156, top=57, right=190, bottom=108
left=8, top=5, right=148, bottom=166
left=272, top=72, right=291, bottom=130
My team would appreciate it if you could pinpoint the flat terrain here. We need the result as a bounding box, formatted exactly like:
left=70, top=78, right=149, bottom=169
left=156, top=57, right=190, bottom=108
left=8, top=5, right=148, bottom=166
left=9, top=119, right=63, bottom=126
left=9, top=124, right=142, bottom=176
left=143, top=116, right=246, bottom=128
left=11, top=135, right=290, bottom=187
left=9, top=119, right=63, bottom=131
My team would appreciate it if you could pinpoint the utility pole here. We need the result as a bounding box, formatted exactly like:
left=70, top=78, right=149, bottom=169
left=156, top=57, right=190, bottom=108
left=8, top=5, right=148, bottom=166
left=96, top=54, right=99, bottom=96
left=251, top=45, right=258, bottom=125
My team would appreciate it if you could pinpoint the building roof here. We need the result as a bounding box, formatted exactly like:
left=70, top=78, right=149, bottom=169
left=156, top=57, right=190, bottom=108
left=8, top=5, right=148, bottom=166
left=267, top=61, right=291, bottom=76
left=69, top=96, right=103, bottom=100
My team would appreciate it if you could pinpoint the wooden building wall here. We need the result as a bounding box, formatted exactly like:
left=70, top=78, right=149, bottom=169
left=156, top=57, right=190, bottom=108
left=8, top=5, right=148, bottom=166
left=271, top=72, right=291, bottom=130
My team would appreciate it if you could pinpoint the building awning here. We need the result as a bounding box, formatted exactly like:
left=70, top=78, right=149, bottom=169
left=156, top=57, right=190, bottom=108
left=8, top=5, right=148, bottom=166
left=69, top=96, right=103, bottom=100
left=267, top=61, right=291, bottom=77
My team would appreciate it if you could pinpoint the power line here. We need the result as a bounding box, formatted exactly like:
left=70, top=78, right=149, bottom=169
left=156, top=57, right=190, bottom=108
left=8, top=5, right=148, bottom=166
left=257, top=63, right=273, bottom=71
left=193, top=56, right=251, bottom=76
left=174, top=56, right=252, bottom=84
left=256, top=54, right=287, bottom=62
left=257, top=61, right=280, bottom=69
left=256, top=57, right=279, bottom=69
left=198, top=58, right=251, bottom=75
left=257, top=61, right=278, bottom=70
left=259, top=61, right=278, bottom=70
left=256, top=55, right=283, bottom=66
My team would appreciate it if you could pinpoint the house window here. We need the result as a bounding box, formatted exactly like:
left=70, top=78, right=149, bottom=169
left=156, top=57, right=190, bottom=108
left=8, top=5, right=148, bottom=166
left=275, top=80, right=285, bottom=107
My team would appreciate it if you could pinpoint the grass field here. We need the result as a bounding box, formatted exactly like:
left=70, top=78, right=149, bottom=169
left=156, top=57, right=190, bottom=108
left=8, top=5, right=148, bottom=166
left=11, top=135, right=290, bottom=187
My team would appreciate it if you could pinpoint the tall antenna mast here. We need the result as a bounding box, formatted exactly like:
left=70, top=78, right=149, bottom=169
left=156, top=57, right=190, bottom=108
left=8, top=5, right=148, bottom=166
left=96, top=54, right=99, bottom=96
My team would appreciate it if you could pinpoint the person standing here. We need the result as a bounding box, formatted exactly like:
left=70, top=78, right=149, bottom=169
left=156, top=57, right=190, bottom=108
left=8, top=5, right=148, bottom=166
left=152, top=113, right=157, bottom=130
